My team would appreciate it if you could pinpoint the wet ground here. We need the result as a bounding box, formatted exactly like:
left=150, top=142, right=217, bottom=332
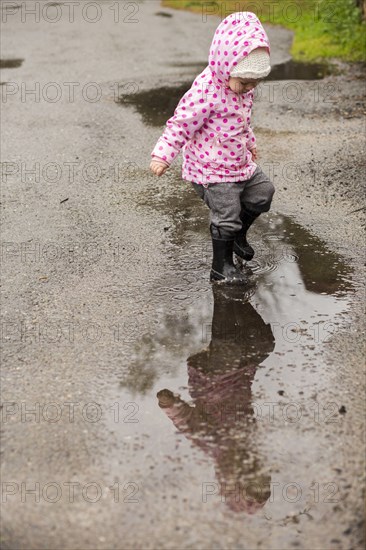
left=1, top=1, right=365, bottom=549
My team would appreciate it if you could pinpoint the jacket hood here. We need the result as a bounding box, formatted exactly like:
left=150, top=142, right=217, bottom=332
left=208, top=12, right=270, bottom=86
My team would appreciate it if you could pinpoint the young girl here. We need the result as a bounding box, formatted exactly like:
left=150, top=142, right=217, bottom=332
left=150, top=11, right=275, bottom=283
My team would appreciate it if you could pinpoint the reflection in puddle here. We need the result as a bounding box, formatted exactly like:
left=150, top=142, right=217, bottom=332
left=158, top=285, right=275, bottom=513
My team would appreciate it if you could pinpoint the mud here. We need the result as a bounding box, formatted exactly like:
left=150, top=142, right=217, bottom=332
left=1, top=1, right=365, bottom=549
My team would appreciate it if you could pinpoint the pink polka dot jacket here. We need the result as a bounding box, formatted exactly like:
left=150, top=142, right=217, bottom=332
left=151, top=12, right=270, bottom=186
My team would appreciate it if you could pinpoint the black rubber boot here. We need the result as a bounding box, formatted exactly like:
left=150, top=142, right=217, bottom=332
left=210, top=226, right=249, bottom=284
left=234, top=208, right=261, bottom=261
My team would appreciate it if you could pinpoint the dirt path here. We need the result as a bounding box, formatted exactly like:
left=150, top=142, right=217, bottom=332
left=1, top=1, right=365, bottom=549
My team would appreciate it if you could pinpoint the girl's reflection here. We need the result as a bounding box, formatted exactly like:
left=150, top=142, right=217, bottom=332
left=157, top=285, right=275, bottom=514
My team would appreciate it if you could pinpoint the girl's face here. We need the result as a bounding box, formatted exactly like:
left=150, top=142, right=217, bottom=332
left=228, top=77, right=261, bottom=94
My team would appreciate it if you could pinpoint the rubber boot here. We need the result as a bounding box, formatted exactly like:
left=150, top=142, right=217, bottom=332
left=210, top=226, right=249, bottom=284
left=234, top=208, right=261, bottom=261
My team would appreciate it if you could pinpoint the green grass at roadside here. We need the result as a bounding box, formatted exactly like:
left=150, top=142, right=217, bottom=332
left=161, top=0, right=366, bottom=61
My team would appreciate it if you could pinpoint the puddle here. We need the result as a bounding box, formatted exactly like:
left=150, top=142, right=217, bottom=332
left=0, top=58, right=24, bottom=69
left=155, top=11, right=173, bottom=18
left=267, top=59, right=337, bottom=80
left=102, top=194, right=353, bottom=534
left=117, top=82, right=192, bottom=127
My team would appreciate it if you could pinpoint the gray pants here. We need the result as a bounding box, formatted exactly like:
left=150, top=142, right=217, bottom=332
left=192, top=166, right=275, bottom=236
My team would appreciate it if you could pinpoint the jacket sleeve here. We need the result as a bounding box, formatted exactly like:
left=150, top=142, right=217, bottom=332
left=151, top=84, right=212, bottom=166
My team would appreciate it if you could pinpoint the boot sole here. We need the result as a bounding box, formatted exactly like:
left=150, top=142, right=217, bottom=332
left=233, top=242, right=254, bottom=261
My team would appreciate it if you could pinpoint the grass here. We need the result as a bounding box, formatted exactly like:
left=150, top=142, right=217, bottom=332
left=161, top=0, right=366, bottom=61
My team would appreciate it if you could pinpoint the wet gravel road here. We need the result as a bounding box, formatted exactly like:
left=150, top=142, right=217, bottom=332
left=1, top=1, right=365, bottom=549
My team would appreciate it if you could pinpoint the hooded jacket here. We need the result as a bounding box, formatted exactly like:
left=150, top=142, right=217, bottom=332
left=151, top=12, right=270, bottom=186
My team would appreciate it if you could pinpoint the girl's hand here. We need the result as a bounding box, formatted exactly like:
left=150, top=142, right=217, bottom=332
left=150, top=159, right=170, bottom=177
left=250, top=147, right=258, bottom=161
